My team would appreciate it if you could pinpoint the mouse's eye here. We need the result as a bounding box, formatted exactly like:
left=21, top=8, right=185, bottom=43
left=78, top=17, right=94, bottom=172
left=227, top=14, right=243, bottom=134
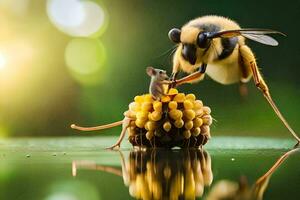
left=159, top=70, right=163, bottom=74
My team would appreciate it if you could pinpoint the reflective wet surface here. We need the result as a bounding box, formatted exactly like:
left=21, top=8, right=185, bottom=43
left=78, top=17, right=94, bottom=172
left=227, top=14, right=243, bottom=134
left=0, top=136, right=299, bottom=200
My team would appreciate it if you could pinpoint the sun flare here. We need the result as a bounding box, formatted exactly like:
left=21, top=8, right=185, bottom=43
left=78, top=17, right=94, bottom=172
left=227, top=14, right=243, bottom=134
left=0, top=53, right=7, bottom=70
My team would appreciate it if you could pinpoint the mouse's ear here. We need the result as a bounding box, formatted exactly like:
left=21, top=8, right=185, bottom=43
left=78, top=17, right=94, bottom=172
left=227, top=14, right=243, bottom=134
left=146, top=66, right=156, bottom=76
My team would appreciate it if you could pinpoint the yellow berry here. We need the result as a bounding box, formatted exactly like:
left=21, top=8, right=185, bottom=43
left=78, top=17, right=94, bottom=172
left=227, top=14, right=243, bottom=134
left=169, top=109, right=183, bottom=120
left=162, top=84, right=169, bottom=95
left=186, top=94, right=196, bottom=101
left=168, top=88, right=178, bottom=95
left=193, top=117, right=203, bottom=127
left=168, top=101, right=178, bottom=110
left=191, top=127, right=201, bottom=137
left=128, top=128, right=136, bottom=136
left=141, top=102, right=152, bottom=111
left=163, top=166, right=172, bottom=179
left=135, top=175, right=143, bottom=198
left=161, top=95, right=171, bottom=103
left=195, top=109, right=204, bottom=117
left=130, top=121, right=136, bottom=127
left=201, top=125, right=210, bottom=135
left=145, top=120, right=156, bottom=131
left=183, top=100, right=194, bottom=110
left=123, top=110, right=136, bottom=119
left=203, top=106, right=211, bottom=114
left=134, top=103, right=142, bottom=111
left=174, top=119, right=184, bottom=128
left=173, top=93, right=185, bottom=103
left=184, top=120, right=193, bottom=130
left=136, top=111, right=148, bottom=121
left=163, top=121, right=172, bottom=132
left=202, top=115, right=212, bottom=125
left=183, top=130, right=191, bottom=139
left=146, top=131, right=154, bottom=140
left=129, top=102, right=137, bottom=111
left=183, top=109, right=196, bottom=120
left=148, top=112, right=152, bottom=120
left=194, top=100, right=203, bottom=109
left=150, top=111, right=162, bottom=121
left=135, top=119, right=146, bottom=128
left=153, top=101, right=162, bottom=112
left=144, top=94, right=153, bottom=102
left=134, top=95, right=144, bottom=103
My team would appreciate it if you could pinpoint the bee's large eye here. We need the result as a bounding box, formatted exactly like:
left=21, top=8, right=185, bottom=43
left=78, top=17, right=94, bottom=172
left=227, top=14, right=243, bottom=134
left=168, top=28, right=181, bottom=43
left=197, top=32, right=211, bottom=48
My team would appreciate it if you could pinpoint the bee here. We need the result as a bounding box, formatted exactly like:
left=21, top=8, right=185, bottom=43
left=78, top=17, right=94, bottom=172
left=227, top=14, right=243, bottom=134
left=168, top=15, right=300, bottom=143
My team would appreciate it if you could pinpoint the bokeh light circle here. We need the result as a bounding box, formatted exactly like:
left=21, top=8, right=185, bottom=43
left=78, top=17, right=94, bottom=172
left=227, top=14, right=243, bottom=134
left=65, top=38, right=106, bottom=85
left=65, top=38, right=106, bottom=75
left=72, top=1, right=107, bottom=37
left=47, top=0, right=85, bottom=28
left=47, top=0, right=108, bottom=37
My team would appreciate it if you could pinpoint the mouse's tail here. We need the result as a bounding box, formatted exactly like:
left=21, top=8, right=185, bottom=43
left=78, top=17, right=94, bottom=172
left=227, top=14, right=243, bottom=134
left=71, top=120, right=123, bottom=132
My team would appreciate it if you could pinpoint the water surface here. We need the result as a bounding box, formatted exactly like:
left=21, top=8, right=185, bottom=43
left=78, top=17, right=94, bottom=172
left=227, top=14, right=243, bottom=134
left=0, top=136, right=299, bottom=200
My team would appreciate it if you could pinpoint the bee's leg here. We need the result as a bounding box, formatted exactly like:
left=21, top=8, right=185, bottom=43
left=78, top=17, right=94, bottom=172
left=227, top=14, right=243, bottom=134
left=199, top=63, right=207, bottom=73
left=170, top=57, right=181, bottom=88
left=255, top=147, right=299, bottom=200
left=256, top=147, right=299, bottom=185
left=240, top=45, right=300, bottom=143
left=170, top=71, right=179, bottom=80
left=239, top=81, right=248, bottom=99
left=238, top=57, right=252, bottom=98
left=174, top=63, right=207, bottom=87
left=106, top=118, right=132, bottom=150
left=170, top=72, right=179, bottom=88
left=171, top=55, right=181, bottom=80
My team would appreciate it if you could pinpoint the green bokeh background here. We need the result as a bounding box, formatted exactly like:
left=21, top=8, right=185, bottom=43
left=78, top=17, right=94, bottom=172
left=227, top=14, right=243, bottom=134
left=0, top=0, right=300, bottom=137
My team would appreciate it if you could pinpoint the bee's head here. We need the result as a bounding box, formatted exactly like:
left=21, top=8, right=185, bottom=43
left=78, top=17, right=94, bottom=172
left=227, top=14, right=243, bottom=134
left=168, top=26, right=211, bottom=65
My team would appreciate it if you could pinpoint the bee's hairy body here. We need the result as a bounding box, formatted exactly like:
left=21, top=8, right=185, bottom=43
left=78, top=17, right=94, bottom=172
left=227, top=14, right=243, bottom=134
left=173, top=15, right=252, bottom=84
left=169, top=15, right=300, bottom=143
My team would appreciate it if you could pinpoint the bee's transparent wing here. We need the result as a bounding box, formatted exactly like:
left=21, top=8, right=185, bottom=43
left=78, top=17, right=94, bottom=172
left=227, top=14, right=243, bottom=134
left=242, top=33, right=279, bottom=46
left=209, top=29, right=285, bottom=46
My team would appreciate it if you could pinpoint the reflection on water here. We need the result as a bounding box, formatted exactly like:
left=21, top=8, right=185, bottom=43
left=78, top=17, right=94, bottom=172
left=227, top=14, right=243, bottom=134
left=253, top=147, right=299, bottom=200
left=72, top=147, right=299, bottom=200
left=205, top=148, right=299, bottom=200
left=73, top=149, right=213, bottom=200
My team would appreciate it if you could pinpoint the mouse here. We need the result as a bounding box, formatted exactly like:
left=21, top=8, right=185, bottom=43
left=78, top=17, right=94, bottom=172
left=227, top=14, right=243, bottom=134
left=146, top=66, right=171, bottom=100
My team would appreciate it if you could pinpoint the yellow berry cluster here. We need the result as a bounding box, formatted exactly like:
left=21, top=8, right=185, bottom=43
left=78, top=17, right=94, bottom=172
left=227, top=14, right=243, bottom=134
left=125, top=88, right=212, bottom=148
left=125, top=149, right=213, bottom=199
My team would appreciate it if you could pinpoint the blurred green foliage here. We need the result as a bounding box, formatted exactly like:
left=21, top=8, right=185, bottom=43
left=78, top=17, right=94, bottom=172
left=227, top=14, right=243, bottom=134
left=0, top=0, right=299, bottom=137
